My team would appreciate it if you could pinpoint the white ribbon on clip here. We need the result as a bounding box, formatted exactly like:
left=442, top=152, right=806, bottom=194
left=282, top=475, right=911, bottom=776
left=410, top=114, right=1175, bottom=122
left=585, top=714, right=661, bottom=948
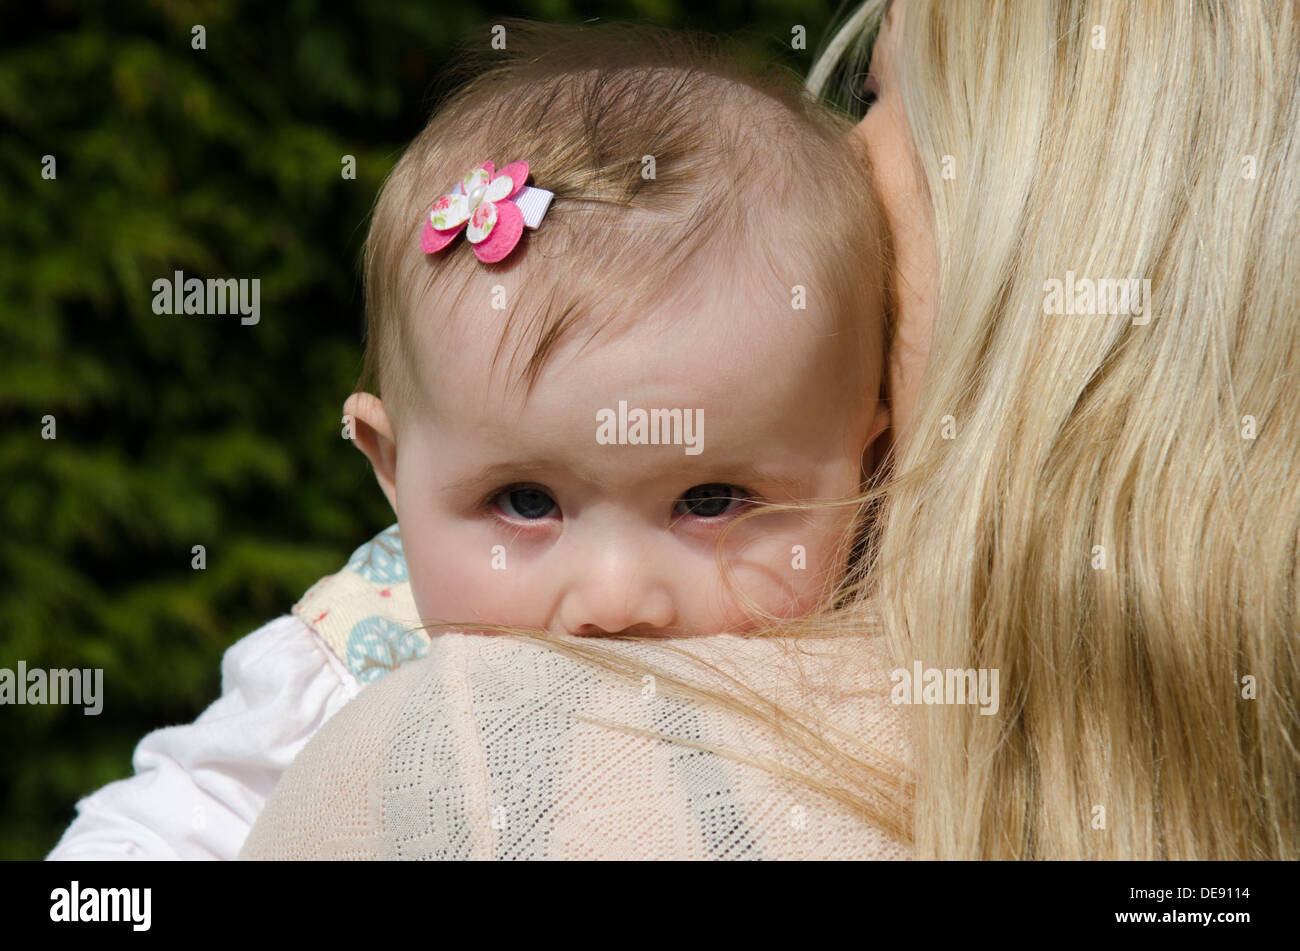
left=514, top=186, right=554, bottom=229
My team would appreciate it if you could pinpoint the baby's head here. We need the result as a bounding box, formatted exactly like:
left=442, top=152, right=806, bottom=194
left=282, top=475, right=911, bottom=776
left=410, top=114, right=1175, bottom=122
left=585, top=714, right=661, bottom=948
left=346, top=23, right=890, bottom=637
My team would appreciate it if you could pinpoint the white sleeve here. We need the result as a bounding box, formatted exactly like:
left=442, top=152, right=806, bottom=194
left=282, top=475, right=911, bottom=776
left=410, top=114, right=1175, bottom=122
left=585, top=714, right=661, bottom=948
left=45, top=614, right=360, bottom=860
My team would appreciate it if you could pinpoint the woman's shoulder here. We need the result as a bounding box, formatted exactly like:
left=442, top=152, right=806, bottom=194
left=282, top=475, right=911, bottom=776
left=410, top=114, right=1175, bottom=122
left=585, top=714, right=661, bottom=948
left=241, top=628, right=912, bottom=860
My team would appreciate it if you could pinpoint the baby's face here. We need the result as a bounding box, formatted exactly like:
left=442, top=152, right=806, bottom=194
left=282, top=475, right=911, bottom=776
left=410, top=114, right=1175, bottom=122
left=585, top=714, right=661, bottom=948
left=389, top=271, right=883, bottom=637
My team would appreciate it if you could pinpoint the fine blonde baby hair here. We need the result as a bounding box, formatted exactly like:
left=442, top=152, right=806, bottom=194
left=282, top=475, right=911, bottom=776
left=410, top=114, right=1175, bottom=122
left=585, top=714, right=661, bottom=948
left=359, top=20, right=891, bottom=425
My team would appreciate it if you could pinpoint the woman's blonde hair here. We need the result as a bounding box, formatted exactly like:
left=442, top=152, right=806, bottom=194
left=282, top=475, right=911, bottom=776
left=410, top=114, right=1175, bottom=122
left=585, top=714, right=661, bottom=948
left=805, top=0, right=1300, bottom=858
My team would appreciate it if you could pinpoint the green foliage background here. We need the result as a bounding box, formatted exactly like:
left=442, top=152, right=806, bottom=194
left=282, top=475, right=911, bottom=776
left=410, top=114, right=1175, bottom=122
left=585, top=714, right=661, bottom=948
left=0, top=0, right=846, bottom=859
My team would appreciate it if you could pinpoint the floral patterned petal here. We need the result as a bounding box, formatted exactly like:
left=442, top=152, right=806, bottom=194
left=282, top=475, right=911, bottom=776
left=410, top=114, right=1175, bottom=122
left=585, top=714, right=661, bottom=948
left=466, top=199, right=498, bottom=243
left=461, top=165, right=492, bottom=196
left=431, top=192, right=469, bottom=230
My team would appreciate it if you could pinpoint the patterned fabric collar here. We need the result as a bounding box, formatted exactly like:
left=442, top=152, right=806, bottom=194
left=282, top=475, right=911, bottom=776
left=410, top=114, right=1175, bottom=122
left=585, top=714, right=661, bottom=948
left=294, top=525, right=431, bottom=684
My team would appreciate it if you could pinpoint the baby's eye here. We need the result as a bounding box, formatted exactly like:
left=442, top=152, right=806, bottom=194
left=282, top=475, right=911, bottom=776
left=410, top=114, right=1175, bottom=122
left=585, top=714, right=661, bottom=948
left=674, top=483, right=750, bottom=518
left=494, top=485, right=558, bottom=520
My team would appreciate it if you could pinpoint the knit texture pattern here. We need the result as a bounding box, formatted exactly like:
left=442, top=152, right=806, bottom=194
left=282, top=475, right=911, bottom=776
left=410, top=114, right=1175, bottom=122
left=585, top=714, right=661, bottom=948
left=241, top=627, right=912, bottom=860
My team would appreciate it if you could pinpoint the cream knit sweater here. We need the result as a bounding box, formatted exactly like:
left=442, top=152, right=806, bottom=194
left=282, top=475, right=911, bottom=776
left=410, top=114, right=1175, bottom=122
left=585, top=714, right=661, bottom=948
left=241, top=625, right=912, bottom=860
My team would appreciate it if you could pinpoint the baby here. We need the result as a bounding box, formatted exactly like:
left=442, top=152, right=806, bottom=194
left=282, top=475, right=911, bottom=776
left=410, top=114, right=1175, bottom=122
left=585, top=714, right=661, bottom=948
left=343, top=25, right=890, bottom=639
left=48, top=23, right=891, bottom=859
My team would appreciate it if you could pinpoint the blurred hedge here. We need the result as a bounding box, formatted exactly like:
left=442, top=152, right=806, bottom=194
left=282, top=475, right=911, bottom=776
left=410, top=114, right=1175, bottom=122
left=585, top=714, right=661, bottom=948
left=0, top=0, right=839, bottom=859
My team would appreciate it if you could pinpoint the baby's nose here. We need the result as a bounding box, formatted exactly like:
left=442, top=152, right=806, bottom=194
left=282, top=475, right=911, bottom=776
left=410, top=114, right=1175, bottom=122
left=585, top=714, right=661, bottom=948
left=556, top=549, right=677, bottom=637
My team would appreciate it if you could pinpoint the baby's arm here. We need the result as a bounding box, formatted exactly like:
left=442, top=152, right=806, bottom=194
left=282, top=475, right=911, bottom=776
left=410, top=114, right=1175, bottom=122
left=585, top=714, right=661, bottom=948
left=46, top=614, right=359, bottom=860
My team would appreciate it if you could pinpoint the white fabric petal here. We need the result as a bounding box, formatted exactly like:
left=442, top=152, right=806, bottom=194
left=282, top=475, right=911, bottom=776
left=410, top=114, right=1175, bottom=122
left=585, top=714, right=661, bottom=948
left=430, top=192, right=469, bottom=230
left=461, top=166, right=491, bottom=195
left=466, top=200, right=498, bottom=244
left=484, top=175, right=513, bottom=203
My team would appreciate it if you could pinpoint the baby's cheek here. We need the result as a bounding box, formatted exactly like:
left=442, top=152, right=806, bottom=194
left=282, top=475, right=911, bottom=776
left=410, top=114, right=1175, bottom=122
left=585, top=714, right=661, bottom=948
left=713, top=513, right=853, bottom=624
left=402, top=518, right=485, bottom=625
left=405, top=525, right=552, bottom=630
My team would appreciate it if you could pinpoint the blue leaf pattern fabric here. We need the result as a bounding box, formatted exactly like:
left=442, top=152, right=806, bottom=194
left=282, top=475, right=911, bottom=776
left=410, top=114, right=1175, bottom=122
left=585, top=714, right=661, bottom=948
left=345, top=615, right=429, bottom=683
left=344, top=525, right=408, bottom=584
left=299, top=524, right=428, bottom=683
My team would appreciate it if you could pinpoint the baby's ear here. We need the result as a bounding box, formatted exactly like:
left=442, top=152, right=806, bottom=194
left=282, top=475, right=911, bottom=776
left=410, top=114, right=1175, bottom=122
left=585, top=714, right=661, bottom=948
left=343, top=392, right=399, bottom=514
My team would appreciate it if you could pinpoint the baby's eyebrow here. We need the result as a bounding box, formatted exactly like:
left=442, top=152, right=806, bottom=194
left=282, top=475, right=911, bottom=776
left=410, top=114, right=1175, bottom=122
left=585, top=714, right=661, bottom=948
left=443, top=460, right=571, bottom=495
left=445, top=459, right=810, bottom=496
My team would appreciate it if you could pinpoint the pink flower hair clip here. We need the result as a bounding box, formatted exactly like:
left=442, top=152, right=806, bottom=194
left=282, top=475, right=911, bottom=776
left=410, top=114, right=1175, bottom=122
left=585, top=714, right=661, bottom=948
left=420, top=161, right=554, bottom=263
